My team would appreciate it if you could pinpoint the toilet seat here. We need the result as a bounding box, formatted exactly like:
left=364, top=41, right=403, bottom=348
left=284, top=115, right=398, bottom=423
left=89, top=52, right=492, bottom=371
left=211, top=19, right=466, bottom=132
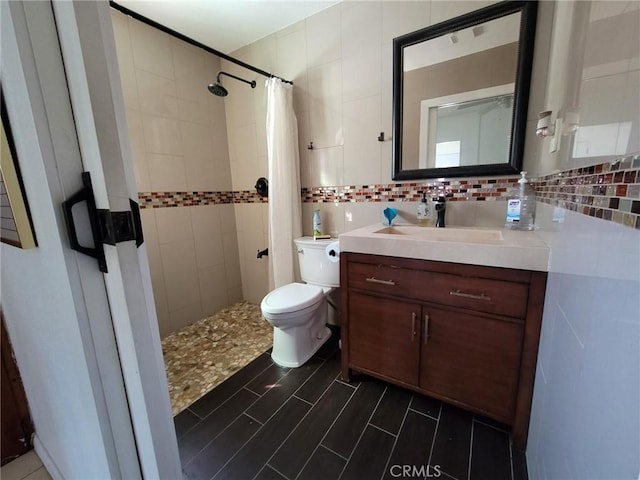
left=262, top=301, right=320, bottom=325
left=261, top=282, right=324, bottom=315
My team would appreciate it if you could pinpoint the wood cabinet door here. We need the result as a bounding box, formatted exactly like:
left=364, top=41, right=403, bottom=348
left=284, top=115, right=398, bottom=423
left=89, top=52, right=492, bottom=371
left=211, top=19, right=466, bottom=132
left=419, top=305, right=524, bottom=422
left=348, top=292, right=421, bottom=386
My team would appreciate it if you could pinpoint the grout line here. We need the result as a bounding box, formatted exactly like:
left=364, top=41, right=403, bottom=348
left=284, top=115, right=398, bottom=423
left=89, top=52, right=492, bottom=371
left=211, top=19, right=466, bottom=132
left=335, top=385, right=389, bottom=480
left=242, top=385, right=266, bottom=397
left=243, top=412, right=264, bottom=426
left=367, top=422, right=398, bottom=438
left=183, top=391, right=264, bottom=471
left=294, top=382, right=359, bottom=479
left=248, top=370, right=318, bottom=432
left=210, top=393, right=308, bottom=480
left=426, top=403, right=442, bottom=468
left=439, top=471, right=460, bottom=480
left=195, top=357, right=273, bottom=422
left=380, top=397, right=411, bottom=480
left=263, top=362, right=347, bottom=479
left=408, top=406, right=440, bottom=422
left=467, top=419, right=475, bottom=480
left=292, top=394, right=315, bottom=407
left=290, top=354, right=333, bottom=400
left=292, top=443, right=322, bottom=480
left=472, top=416, right=509, bottom=433
left=319, top=444, right=350, bottom=462
left=244, top=365, right=293, bottom=397
left=186, top=406, right=205, bottom=421
left=334, top=379, right=358, bottom=389
left=509, top=438, right=515, bottom=480
left=256, top=397, right=317, bottom=479
left=256, top=464, right=290, bottom=480
left=409, top=394, right=442, bottom=421
left=209, top=383, right=309, bottom=480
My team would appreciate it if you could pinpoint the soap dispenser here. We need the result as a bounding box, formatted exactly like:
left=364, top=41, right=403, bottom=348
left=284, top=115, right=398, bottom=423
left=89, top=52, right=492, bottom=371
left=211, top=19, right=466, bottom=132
left=505, top=171, right=536, bottom=230
left=417, top=192, right=431, bottom=225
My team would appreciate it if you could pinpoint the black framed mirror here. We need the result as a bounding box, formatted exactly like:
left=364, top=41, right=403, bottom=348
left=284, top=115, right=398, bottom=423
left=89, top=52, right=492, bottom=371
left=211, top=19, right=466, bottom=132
left=392, top=1, right=537, bottom=180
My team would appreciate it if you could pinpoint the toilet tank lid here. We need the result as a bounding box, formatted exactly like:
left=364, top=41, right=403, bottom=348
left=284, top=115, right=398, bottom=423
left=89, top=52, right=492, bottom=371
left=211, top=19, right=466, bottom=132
left=261, top=282, right=324, bottom=315
left=294, top=236, right=335, bottom=247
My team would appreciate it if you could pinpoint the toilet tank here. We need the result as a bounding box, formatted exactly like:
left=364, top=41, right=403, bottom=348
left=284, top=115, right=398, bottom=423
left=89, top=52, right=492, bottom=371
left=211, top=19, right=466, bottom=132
left=294, top=237, right=339, bottom=288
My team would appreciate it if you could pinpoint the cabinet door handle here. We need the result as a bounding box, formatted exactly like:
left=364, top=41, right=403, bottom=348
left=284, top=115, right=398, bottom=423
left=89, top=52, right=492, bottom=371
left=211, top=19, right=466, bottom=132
left=424, top=314, right=430, bottom=345
left=449, top=289, right=491, bottom=301
left=411, top=312, right=417, bottom=341
left=365, top=277, right=396, bottom=286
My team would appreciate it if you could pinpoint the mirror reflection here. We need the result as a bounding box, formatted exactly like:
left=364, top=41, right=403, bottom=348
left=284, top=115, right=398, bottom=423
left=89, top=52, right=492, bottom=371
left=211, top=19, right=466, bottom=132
left=393, top=1, right=537, bottom=180
left=403, top=12, right=519, bottom=170
left=420, top=89, right=514, bottom=169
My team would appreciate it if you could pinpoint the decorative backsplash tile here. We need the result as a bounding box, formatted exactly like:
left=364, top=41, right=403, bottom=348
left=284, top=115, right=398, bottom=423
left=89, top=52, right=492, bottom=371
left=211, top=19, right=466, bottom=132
left=139, top=153, right=640, bottom=230
left=301, top=177, right=519, bottom=203
left=534, top=152, right=640, bottom=230
left=139, top=190, right=265, bottom=208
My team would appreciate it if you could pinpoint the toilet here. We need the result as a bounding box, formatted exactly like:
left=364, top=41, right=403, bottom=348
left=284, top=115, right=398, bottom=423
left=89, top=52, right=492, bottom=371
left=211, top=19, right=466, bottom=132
left=260, top=237, right=339, bottom=368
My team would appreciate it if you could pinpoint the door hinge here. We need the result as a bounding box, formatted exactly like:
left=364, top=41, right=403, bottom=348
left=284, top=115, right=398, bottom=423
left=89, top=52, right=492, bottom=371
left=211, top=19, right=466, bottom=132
left=62, top=172, right=144, bottom=273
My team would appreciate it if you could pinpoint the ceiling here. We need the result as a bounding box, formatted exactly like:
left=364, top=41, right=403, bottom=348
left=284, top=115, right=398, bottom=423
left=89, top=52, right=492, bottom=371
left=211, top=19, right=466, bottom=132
left=115, top=0, right=341, bottom=54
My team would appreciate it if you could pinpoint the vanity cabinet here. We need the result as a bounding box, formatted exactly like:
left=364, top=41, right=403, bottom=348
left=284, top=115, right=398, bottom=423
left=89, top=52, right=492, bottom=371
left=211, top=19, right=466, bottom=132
left=419, top=305, right=523, bottom=422
left=340, top=252, right=546, bottom=448
left=348, top=291, right=421, bottom=386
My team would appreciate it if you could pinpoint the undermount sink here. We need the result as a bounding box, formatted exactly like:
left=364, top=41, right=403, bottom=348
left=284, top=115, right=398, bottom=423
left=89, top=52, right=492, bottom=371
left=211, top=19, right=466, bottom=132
left=339, top=223, right=550, bottom=271
left=374, top=226, right=504, bottom=243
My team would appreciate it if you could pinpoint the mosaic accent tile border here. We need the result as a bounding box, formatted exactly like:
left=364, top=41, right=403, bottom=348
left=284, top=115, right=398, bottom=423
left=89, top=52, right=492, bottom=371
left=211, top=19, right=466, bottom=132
left=534, top=153, right=640, bottom=230
left=139, top=190, right=266, bottom=208
left=138, top=154, right=640, bottom=230
left=139, top=178, right=521, bottom=209
left=301, top=177, right=519, bottom=203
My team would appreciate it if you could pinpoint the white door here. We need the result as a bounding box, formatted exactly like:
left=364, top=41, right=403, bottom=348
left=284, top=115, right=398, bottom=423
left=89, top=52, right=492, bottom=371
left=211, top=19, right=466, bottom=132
left=0, top=1, right=181, bottom=478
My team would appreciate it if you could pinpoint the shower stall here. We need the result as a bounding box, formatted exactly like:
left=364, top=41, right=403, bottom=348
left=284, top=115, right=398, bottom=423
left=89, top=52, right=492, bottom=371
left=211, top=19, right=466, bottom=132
left=110, top=4, right=294, bottom=413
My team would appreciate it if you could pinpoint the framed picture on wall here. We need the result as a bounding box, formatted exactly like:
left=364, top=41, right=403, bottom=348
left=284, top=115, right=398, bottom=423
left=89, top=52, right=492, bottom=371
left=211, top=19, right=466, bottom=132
left=1, top=92, right=37, bottom=249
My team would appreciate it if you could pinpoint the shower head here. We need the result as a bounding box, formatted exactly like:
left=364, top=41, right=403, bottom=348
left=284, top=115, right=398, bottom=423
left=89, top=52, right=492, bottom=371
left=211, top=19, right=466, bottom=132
left=208, top=71, right=256, bottom=97
left=208, top=82, right=228, bottom=97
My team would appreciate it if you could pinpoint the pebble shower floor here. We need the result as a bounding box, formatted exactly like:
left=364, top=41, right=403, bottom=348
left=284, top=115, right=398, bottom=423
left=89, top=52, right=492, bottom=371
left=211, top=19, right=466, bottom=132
left=161, top=302, right=273, bottom=414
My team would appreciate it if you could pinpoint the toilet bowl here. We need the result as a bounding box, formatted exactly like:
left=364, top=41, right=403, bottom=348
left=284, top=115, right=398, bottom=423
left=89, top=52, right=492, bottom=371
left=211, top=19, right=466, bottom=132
left=260, top=237, right=339, bottom=368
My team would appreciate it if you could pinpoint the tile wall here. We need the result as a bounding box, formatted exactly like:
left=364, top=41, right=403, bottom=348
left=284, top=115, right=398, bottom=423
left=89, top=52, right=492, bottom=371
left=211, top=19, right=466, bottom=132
left=220, top=0, right=532, bottom=303
left=111, top=10, right=242, bottom=336
left=526, top=2, right=639, bottom=478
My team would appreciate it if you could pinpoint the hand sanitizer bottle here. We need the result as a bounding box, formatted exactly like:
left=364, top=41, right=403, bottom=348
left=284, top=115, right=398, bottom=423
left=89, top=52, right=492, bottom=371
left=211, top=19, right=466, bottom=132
left=505, top=172, right=536, bottom=230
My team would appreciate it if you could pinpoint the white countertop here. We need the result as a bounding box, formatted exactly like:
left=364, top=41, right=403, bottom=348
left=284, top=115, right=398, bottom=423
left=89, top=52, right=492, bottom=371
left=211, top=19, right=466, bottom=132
left=339, top=224, right=550, bottom=272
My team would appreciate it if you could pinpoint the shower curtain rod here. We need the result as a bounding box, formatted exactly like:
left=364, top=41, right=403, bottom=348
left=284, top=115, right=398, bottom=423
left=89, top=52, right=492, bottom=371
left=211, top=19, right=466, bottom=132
left=109, top=1, right=293, bottom=85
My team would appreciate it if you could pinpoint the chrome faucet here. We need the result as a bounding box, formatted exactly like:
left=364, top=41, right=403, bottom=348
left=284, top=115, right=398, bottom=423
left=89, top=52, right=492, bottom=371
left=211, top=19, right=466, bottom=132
left=435, top=196, right=446, bottom=228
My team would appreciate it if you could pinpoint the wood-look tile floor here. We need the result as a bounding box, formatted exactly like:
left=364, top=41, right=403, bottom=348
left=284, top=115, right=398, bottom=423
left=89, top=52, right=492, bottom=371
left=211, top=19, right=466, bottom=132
left=162, top=302, right=273, bottom=415
left=175, top=330, right=528, bottom=480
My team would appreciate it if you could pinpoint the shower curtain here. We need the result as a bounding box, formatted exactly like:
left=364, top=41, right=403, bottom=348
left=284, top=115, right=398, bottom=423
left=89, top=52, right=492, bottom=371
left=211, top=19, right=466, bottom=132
left=266, top=77, right=302, bottom=290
